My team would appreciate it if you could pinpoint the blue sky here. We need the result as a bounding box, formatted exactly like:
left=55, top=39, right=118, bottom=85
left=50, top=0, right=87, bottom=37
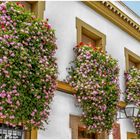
left=123, top=1, right=140, bottom=17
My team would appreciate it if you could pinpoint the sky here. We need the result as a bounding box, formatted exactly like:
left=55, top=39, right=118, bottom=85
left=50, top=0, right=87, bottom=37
left=123, top=1, right=140, bottom=17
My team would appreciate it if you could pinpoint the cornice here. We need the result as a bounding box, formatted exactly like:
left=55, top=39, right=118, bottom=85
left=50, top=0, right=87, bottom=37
left=83, top=1, right=140, bottom=41
left=101, top=1, right=140, bottom=31
left=118, top=1, right=140, bottom=19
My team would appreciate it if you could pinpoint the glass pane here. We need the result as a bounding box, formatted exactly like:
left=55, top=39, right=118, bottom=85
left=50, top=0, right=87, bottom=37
left=134, top=107, right=139, bottom=117
left=82, top=34, right=96, bottom=48
left=78, top=126, right=96, bottom=139
left=125, top=107, right=133, bottom=117
left=117, top=109, right=126, bottom=119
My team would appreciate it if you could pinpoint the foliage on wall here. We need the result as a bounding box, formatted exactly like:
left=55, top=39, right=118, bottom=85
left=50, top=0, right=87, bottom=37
left=0, top=2, right=57, bottom=129
left=125, top=67, right=140, bottom=106
left=125, top=67, right=140, bottom=137
left=133, top=118, right=140, bottom=137
left=67, top=42, right=120, bottom=133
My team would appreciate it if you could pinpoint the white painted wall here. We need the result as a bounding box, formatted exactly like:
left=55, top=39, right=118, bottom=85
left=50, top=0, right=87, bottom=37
left=39, top=1, right=140, bottom=139
left=38, top=91, right=82, bottom=139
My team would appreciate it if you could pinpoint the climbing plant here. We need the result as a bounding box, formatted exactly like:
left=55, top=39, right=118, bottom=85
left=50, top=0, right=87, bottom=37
left=125, top=67, right=140, bottom=137
left=0, top=2, right=57, bottom=129
left=67, top=42, right=120, bottom=133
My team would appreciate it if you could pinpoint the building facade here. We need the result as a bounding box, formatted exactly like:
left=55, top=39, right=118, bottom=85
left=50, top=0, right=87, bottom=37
left=0, top=1, right=140, bottom=139
left=37, top=1, right=140, bottom=139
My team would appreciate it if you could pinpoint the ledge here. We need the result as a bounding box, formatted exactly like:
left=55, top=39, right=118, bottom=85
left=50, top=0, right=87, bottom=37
left=57, top=80, right=76, bottom=94
left=57, top=80, right=126, bottom=108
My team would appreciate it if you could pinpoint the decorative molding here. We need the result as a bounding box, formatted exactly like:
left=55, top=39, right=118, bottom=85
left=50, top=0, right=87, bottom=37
left=76, top=17, right=106, bottom=51
left=83, top=1, right=140, bottom=41
left=119, top=1, right=140, bottom=18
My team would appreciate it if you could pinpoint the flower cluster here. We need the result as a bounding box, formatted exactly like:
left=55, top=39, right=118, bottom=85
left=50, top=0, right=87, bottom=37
left=125, top=67, right=140, bottom=136
left=67, top=43, right=120, bottom=133
left=133, top=118, right=140, bottom=137
left=125, top=67, right=140, bottom=106
left=0, top=2, right=57, bottom=129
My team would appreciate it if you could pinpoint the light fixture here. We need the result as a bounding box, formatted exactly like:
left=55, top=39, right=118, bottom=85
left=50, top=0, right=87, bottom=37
left=117, top=104, right=140, bottom=119
left=124, top=104, right=139, bottom=118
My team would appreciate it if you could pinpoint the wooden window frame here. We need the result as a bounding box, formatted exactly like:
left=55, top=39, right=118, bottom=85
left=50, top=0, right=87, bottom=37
left=27, top=1, right=45, bottom=19
left=127, top=132, right=137, bottom=139
left=18, top=1, right=45, bottom=19
left=124, top=48, right=140, bottom=139
left=124, top=48, right=140, bottom=71
left=69, top=115, right=84, bottom=139
left=69, top=115, right=108, bottom=139
left=76, top=17, right=106, bottom=52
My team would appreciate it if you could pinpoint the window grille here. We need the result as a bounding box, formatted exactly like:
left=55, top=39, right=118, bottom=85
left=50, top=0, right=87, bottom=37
left=0, top=123, right=24, bottom=139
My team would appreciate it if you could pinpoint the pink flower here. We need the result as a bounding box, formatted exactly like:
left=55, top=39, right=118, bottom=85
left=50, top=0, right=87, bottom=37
left=5, top=121, right=9, bottom=125
left=101, top=105, right=107, bottom=112
left=16, top=100, right=20, bottom=106
left=10, top=52, right=15, bottom=57
left=0, top=59, right=3, bottom=63
left=37, top=96, right=41, bottom=99
left=1, top=115, right=6, bottom=119
left=0, top=107, right=3, bottom=110
left=9, top=115, right=15, bottom=119
left=12, top=89, right=17, bottom=93
left=31, top=112, right=35, bottom=116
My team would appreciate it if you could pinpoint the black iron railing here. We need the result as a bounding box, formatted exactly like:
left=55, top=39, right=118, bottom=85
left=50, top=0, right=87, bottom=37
left=0, top=122, right=24, bottom=139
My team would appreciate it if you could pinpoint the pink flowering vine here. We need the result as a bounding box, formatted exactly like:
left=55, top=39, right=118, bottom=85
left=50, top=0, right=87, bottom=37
left=67, top=43, right=120, bottom=133
left=0, top=2, right=57, bottom=130
left=125, top=67, right=140, bottom=137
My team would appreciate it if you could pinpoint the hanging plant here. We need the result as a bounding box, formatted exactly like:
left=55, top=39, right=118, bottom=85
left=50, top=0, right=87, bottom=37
left=67, top=42, right=120, bottom=133
left=125, top=67, right=140, bottom=137
left=133, top=118, right=140, bottom=138
left=125, top=67, right=140, bottom=106
left=0, top=2, right=57, bottom=130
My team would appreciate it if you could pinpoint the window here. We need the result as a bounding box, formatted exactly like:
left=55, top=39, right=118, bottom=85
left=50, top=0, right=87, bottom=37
left=70, top=114, right=108, bottom=139
left=0, top=119, right=37, bottom=139
left=76, top=18, right=106, bottom=51
left=78, top=126, right=96, bottom=139
left=124, top=48, right=140, bottom=71
left=0, top=123, right=23, bottom=139
left=15, top=1, right=45, bottom=19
